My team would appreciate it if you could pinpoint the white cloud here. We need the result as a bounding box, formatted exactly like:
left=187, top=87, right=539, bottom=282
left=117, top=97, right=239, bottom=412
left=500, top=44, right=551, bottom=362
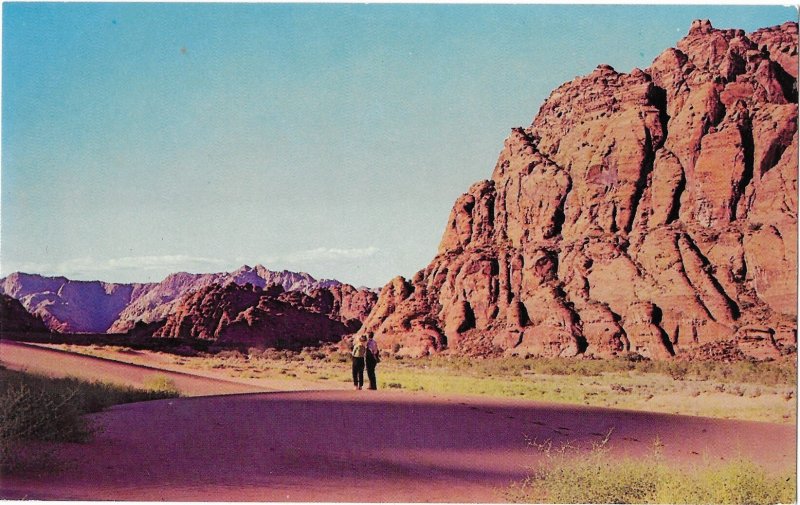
left=277, top=246, right=380, bottom=264
left=51, top=255, right=230, bottom=274
left=1, top=255, right=233, bottom=282
left=105, top=255, right=230, bottom=271
left=1, top=248, right=381, bottom=283
left=0, top=260, right=57, bottom=277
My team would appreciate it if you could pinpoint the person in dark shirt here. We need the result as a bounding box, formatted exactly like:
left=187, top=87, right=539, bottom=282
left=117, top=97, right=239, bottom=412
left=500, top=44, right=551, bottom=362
left=365, top=332, right=380, bottom=390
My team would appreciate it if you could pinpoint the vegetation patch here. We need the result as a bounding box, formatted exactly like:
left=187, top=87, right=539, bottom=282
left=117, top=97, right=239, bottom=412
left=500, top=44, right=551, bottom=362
left=48, top=343, right=798, bottom=424
left=0, top=367, right=180, bottom=473
left=506, top=436, right=797, bottom=504
left=142, top=374, right=181, bottom=395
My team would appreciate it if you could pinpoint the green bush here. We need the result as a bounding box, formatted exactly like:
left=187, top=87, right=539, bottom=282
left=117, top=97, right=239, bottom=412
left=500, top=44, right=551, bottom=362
left=507, top=437, right=796, bottom=504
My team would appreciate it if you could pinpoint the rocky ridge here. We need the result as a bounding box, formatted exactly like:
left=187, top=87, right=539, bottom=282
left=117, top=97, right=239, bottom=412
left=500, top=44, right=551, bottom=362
left=153, top=282, right=376, bottom=349
left=359, top=21, right=798, bottom=360
left=0, top=266, right=348, bottom=334
left=0, top=293, right=50, bottom=334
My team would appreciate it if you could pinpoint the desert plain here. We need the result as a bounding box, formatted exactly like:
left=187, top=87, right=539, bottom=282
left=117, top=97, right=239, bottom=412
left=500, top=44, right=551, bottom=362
left=0, top=339, right=796, bottom=502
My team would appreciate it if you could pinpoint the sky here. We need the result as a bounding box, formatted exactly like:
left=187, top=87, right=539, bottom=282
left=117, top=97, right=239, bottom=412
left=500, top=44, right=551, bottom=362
left=2, top=3, right=797, bottom=288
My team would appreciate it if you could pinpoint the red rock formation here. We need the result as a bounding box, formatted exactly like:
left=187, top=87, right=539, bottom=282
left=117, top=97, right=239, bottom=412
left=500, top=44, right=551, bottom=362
left=361, top=21, right=798, bottom=360
left=111, top=265, right=344, bottom=333
left=0, top=266, right=358, bottom=334
left=153, top=282, right=370, bottom=349
left=0, top=293, right=50, bottom=334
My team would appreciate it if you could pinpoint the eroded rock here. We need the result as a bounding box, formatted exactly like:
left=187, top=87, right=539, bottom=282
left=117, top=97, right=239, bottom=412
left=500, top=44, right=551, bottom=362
left=361, top=20, right=798, bottom=360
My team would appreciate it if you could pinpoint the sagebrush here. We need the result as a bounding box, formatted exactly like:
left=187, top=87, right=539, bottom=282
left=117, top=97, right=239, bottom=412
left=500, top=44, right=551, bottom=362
left=506, top=436, right=796, bottom=504
left=0, top=368, right=180, bottom=473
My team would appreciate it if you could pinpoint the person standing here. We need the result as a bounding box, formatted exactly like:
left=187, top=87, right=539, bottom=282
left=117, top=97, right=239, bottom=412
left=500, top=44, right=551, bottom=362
left=365, top=332, right=380, bottom=390
left=352, top=334, right=367, bottom=390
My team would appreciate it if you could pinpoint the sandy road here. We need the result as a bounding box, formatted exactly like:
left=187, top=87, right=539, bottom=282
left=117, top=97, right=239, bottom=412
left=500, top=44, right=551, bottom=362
left=0, top=340, right=796, bottom=502
left=0, top=339, right=271, bottom=395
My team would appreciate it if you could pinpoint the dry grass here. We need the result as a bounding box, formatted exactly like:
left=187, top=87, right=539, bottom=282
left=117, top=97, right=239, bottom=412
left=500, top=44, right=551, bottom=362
left=48, top=343, right=798, bottom=424
left=0, top=367, right=180, bottom=474
left=505, top=436, right=796, bottom=504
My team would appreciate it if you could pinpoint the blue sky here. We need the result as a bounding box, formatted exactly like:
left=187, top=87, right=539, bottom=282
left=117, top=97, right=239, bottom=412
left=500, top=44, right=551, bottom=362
left=2, top=3, right=796, bottom=287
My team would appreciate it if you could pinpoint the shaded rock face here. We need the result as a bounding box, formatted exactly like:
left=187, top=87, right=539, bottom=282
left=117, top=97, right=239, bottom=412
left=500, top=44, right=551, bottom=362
left=153, top=282, right=374, bottom=349
left=107, top=265, right=340, bottom=333
left=0, top=266, right=350, bottom=334
left=0, top=272, right=144, bottom=333
left=0, top=293, right=50, bottom=334
left=361, top=21, right=798, bottom=359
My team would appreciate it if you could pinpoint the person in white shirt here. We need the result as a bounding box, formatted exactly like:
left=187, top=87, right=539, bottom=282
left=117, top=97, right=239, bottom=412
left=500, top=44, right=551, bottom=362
left=352, top=334, right=367, bottom=390
left=365, top=332, right=380, bottom=390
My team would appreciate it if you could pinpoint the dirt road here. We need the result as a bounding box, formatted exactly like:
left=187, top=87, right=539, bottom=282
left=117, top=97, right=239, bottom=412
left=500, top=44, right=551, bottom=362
left=0, top=339, right=271, bottom=395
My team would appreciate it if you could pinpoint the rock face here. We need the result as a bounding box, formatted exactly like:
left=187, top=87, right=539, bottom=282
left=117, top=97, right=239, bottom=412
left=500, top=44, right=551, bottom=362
left=153, top=282, right=375, bottom=349
left=107, top=265, right=341, bottom=333
left=0, top=266, right=354, bottom=334
left=0, top=293, right=50, bottom=334
left=0, top=272, right=145, bottom=333
left=360, top=21, right=798, bottom=359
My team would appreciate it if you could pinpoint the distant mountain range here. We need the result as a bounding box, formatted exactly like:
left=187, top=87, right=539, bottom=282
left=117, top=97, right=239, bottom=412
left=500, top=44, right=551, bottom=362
left=0, top=265, right=370, bottom=335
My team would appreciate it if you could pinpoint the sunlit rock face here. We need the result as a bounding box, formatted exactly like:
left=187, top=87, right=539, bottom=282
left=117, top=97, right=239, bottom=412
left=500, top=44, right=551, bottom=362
left=360, top=20, right=798, bottom=360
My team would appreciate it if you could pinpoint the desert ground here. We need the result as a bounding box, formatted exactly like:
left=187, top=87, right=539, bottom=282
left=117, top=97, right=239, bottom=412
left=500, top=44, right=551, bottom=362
left=0, top=340, right=795, bottom=502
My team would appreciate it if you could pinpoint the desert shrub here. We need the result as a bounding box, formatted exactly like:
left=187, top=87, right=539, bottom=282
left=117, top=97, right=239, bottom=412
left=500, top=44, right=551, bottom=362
left=0, top=369, right=180, bottom=473
left=654, top=459, right=796, bottom=505
left=610, top=383, right=632, bottom=393
left=665, top=361, right=690, bottom=380
left=171, top=345, right=199, bottom=357
left=0, top=382, right=87, bottom=473
left=215, top=349, right=246, bottom=361
left=142, top=374, right=180, bottom=395
left=727, top=385, right=746, bottom=397
left=506, top=437, right=795, bottom=504
left=516, top=355, right=796, bottom=387
left=261, top=348, right=291, bottom=360
left=246, top=347, right=267, bottom=359
left=623, top=352, right=648, bottom=363
left=308, top=351, right=326, bottom=361
left=0, top=381, right=89, bottom=443
left=537, top=360, right=571, bottom=376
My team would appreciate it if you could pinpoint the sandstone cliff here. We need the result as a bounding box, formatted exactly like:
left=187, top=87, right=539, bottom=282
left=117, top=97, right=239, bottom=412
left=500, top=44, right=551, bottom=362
left=359, top=21, right=798, bottom=360
left=153, top=282, right=376, bottom=349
